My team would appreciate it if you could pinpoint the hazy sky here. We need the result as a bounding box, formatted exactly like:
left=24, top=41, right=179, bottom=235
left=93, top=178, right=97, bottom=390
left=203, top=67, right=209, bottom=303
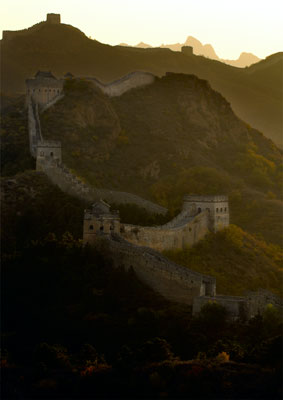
left=1, top=0, right=282, bottom=59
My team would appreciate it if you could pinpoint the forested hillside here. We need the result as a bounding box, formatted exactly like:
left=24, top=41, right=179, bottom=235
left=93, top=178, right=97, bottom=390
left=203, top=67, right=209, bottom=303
left=39, top=77, right=283, bottom=245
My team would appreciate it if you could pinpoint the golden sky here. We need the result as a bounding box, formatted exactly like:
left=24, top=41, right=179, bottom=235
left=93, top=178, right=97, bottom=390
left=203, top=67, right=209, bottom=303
left=1, top=0, right=282, bottom=59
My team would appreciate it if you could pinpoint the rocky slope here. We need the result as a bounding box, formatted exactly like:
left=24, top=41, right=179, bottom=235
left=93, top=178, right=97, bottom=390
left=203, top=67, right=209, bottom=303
left=39, top=75, right=282, bottom=245
left=1, top=21, right=282, bottom=145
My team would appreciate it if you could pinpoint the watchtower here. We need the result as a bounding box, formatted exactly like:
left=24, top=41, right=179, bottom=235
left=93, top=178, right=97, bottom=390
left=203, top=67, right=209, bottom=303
left=36, top=140, right=62, bottom=170
left=83, top=201, right=120, bottom=245
left=26, top=71, right=63, bottom=107
left=182, top=46, right=193, bottom=56
left=183, top=195, right=229, bottom=232
left=46, top=13, right=61, bottom=24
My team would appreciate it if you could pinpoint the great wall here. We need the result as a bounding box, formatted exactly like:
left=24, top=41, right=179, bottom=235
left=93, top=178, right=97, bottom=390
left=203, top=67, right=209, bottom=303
left=24, top=31, right=282, bottom=318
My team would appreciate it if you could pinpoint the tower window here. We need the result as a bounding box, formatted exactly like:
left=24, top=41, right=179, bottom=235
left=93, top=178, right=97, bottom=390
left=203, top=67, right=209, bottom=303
left=100, top=226, right=104, bottom=231
left=198, top=207, right=202, bottom=213
left=216, top=208, right=219, bottom=212
left=220, top=208, right=223, bottom=212
left=89, top=225, right=94, bottom=230
left=224, top=207, right=227, bottom=212
left=50, top=152, right=54, bottom=157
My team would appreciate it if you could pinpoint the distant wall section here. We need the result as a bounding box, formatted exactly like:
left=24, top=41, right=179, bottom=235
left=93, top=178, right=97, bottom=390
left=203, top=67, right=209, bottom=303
left=89, top=71, right=155, bottom=97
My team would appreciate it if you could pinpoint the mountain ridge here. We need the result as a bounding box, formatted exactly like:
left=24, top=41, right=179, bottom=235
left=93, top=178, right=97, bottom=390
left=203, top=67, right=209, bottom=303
left=120, top=35, right=262, bottom=67
left=1, top=20, right=282, bottom=146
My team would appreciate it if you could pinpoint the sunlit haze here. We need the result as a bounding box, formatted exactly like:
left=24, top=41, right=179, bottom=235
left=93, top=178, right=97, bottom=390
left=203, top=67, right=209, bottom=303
left=1, top=0, right=283, bottom=59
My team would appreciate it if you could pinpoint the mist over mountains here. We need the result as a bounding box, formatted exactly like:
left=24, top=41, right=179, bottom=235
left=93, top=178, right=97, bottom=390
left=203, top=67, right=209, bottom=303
left=1, top=19, right=282, bottom=146
left=120, top=35, right=262, bottom=68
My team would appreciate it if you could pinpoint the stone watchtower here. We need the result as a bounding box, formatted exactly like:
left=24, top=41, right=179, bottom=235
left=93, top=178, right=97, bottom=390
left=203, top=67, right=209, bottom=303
left=182, top=46, right=193, bottom=56
left=182, top=195, right=229, bottom=232
left=26, top=71, right=63, bottom=107
left=46, top=13, right=61, bottom=24
left=83, top=201, right=120, bottom=245
left=36, top=140, right=62, bottom=170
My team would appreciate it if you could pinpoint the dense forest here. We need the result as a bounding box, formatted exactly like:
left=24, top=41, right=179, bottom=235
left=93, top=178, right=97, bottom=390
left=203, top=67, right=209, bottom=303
left=2, top=236, right=282, bottom=399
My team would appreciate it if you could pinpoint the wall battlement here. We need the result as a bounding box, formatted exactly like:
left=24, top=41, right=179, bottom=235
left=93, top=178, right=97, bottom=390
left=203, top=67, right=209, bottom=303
left=83, top=195, right=229, bottom=252
left=26, top=71, right=64, bottom=107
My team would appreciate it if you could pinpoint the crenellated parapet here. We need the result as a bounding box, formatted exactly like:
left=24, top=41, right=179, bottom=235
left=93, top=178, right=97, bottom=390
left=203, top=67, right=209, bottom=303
left=26, top=71, right=64, bottom=107
left=183, top=195, right=229, bottom=232
left=83, top=196, right=229, bottom=252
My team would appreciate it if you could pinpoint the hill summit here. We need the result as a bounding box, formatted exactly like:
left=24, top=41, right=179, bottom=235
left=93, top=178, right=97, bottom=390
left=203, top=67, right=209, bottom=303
left=1, top=14, right=282, bottom=146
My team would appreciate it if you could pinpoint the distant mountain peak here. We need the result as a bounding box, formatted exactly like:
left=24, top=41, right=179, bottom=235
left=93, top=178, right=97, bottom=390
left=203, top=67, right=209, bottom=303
left=136, top=42, right=152, bottom=48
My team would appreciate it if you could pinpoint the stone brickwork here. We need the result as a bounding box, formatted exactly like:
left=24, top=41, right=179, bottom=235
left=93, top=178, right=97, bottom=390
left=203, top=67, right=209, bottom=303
left=94, top=234, right=216, bottom=306
left=28, top=99, right=43, bottom=156
left=193, top=295, right=248, bottom=320
left=36, top=141, right=62, bottom=170
left=38, top=158, right=167, bottom=214
left=83, top=196, right=229, bottom=252
left=183, top=195, right=229, bottom=232
left=121, top=210, right=210, bottom=251
left=26, top=71, right=63, bottom=107
left=192, top=290, right=283, bottom=321
left=245, top=289, right=283, bottom=317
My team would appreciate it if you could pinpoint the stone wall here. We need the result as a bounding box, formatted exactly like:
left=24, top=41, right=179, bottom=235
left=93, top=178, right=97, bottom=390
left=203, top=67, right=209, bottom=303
left=41, top=94, right=64, bottom=112
left=192, top=290, right=283, bottom=320
left=36, top=141, right=62, bottom=170
left=245, top=289, right=283, bottom=318
left=28, top=99, right=42, bottom=156
left=193, top=295, right=248, bottom=320
left=183, top=195, right=229, bottom=232
left=88, top=71, right=155, bottom=97
left=95, top=234, right=216, bottom=305
left=121, top=210, right=210, bottom=251
left=26, top=80, right=63, bottom=106
left=39, top=158, right=168, bottom=215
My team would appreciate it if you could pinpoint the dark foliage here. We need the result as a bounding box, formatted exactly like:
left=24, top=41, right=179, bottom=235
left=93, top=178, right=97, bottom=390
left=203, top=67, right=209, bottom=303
left=2, top=238, right=282, bottom=399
